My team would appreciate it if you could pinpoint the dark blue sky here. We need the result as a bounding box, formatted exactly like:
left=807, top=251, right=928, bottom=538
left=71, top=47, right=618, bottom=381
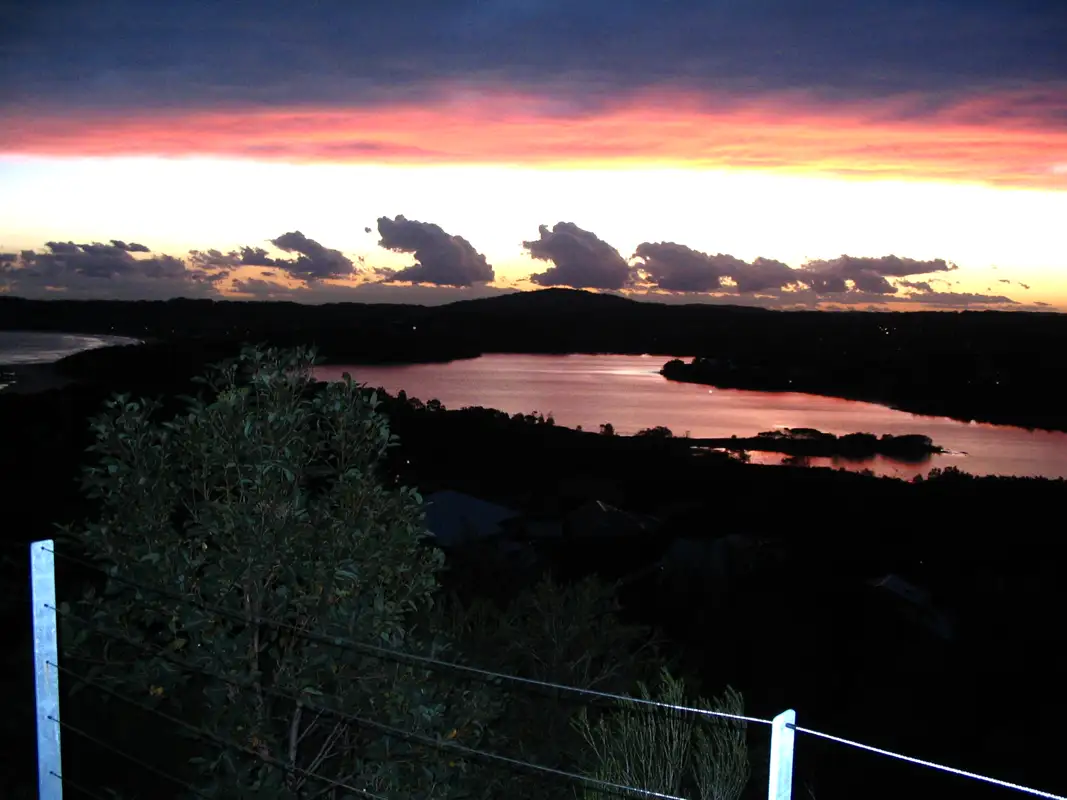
left=2, top=0, right=1064, bottom=114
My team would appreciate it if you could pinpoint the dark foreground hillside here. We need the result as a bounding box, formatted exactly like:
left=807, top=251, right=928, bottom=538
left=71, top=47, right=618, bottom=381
left=0, top=338, right=1064, bottom=799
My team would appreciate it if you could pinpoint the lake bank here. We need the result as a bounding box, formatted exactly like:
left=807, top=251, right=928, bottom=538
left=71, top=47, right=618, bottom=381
left=659, top=356, right=1067, bottom=434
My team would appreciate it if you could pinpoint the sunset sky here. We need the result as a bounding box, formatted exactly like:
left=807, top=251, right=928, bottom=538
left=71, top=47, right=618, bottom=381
left=1, top=0, right=1065, bottom=310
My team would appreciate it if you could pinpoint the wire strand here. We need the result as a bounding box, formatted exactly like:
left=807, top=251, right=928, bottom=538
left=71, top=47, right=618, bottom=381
left=45, top=545, right=767, bottom=727
left=50, top=715, right=209, bottom=798
left=31, top=542, right=1066, bottom=800
left=49, top=771, right=112, bottom=800
left=789, top=724, right=1067, bottom=800
left=53, top=603, right=690, bottom=800
left=49, top=661, right=391, bottom=800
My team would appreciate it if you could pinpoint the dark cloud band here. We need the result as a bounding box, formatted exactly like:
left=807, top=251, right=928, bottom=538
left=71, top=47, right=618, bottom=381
left=3, top=1, right=1064, bottom=113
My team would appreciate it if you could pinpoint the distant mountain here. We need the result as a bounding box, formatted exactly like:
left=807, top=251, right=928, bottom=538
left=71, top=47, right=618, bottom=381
left=444, top=288, right=646, bottom=314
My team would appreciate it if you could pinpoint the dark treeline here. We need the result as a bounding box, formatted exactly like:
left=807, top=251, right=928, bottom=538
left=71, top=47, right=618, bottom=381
left=1, top=334, right=1065, bottom=799
left=3, top=289, right=1067, bottom=430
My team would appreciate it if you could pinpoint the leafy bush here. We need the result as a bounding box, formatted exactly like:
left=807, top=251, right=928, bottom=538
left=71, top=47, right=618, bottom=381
left=58, top=345, right=497, bottom=799
left=572, top=668, right=749, bottom=800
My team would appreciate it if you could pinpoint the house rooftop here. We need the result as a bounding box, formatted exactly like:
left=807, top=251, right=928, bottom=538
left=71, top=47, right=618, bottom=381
left=422, top=489, right=522, bottom=547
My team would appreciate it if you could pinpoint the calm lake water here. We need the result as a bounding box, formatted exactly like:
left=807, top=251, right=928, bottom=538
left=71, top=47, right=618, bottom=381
left=315, top=354, right=1067, bottom=480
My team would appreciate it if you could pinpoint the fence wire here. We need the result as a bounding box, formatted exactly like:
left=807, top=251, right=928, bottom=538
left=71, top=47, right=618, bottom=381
left=48, top=602, right=692, bottom=800
left=45, top=545, right=766, bottom=728
left=788, top=723, right=1067, bottom=800
left=49, top=715, right=209, bottom=798
left=50, top=772, right=116, bottom=800
left=33, top=540, right=1067, bottom=800
left=51, top=660, right=393, bottom=800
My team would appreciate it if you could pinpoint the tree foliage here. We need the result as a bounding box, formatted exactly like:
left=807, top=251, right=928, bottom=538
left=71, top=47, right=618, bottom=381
left=440, top=574, right=664, bottom=800
left=57, top=345, right=497, bottom=799
left=635, top=426, right=674, bottom=439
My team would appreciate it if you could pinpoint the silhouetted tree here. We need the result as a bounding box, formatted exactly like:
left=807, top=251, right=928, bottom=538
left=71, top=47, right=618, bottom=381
left=441, top=574, right=665, bottom=800
left=635, top=426, right=674, bottom=438
left=57, top=346, right=497, bottom=798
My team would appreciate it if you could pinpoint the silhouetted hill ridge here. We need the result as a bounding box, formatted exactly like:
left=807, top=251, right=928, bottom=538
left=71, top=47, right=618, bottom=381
left=446, top=287, right=643, bottom=311
left=3, top=292, right=1067, bottom=430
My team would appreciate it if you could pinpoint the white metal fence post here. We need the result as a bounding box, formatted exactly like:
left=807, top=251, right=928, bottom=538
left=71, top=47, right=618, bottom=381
left=31, top=539, right=63, bottom=800
left=768, top=709, right=796, bottom=800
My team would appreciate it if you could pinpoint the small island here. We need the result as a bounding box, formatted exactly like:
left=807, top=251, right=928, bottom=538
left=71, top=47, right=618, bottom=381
left=622, top=423, right=943, bottom=461
left=688, top=427, right=944, bottom=461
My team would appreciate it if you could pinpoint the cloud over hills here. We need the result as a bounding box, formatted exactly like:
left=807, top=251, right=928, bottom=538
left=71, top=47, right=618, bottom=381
left=376, top=216, right=494, bottom=287
left=547, top=233, right=969, bottom=302
left=798, top=255, right=957, bottom=295
left=0, top=240, right=225, bottom=300
left=524, top=223, right=635, bottom=290
left=187, top=232, right=357, bottom=281
left=634, top=243, right=801, bottom=294
left=0, top=219, right=1044, bottom=310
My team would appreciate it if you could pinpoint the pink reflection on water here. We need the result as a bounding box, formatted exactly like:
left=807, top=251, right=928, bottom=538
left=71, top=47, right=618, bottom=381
left=314, top=354, right=1067, bottom=480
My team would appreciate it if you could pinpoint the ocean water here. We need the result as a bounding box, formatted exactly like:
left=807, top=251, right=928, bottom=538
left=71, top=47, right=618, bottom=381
left=0, top=330, right=140, bottom=365
left=0, top=330, right=142, bottom=389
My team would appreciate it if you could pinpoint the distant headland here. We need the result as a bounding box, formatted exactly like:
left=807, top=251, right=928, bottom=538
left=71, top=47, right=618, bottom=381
left=1, top=289, right=1065, bottom=431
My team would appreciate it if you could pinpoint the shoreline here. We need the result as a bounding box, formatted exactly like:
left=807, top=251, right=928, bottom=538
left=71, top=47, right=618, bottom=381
left=686, top=433, right=943, bottom=461
left=0, top=362, right=76, bottom=395
left=659, top=364, right=1067, bottom=434
left=0, top=331, right=146, bottom=395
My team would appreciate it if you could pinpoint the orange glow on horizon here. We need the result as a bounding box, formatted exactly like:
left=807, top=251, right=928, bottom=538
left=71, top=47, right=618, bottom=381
left=2, top=86, right=1066, bottom=190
